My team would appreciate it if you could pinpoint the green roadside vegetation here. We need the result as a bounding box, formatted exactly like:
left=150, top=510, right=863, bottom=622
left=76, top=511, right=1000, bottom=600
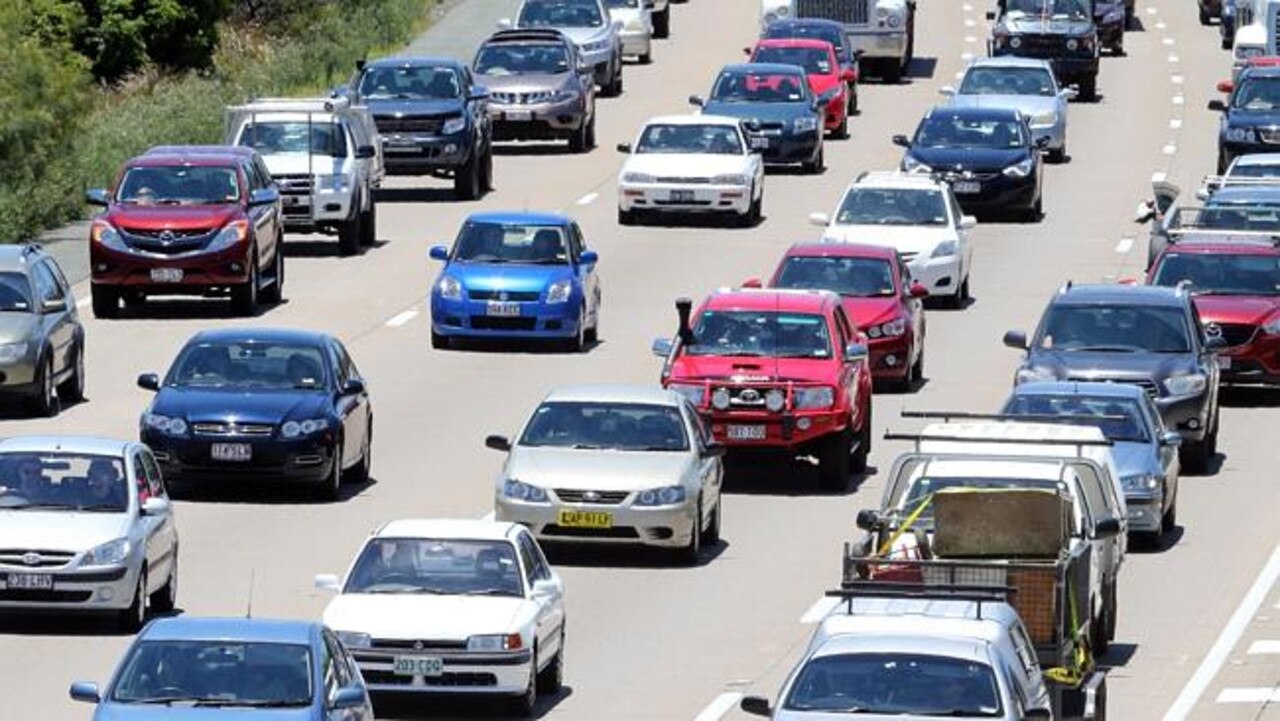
left=0, top=0, right=440, bottom=243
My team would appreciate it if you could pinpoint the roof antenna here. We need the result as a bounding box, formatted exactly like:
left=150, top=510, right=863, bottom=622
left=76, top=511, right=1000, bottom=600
left=245, top=570, right=255, bottom=619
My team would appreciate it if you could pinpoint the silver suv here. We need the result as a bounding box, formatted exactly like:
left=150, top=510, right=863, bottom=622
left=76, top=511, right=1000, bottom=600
left=0, top=244, right=85, bottom=417
left=0, top=437, right=179, bottom=632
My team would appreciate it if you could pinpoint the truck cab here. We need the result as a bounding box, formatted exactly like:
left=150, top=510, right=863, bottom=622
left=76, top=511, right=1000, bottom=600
left=987, top=0, right=1101, bottom=100
left=759, top=0, right=916, bottom=83
left=1230, top=0, right=1280, bottom=72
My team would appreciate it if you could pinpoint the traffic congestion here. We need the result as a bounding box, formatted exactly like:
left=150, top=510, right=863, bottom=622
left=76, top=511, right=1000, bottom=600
left=1, top=0, right=1278, bottom=719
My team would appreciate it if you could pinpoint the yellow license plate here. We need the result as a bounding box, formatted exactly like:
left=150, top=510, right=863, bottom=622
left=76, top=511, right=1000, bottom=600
left=558, top=509, right=613, bottom=529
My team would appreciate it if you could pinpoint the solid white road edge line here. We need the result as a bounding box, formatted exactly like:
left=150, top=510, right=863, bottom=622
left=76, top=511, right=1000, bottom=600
left=385, top=309, right=418, bottom=327
left=694, top=692, right=744, bottom=721
left=1162, top=543, right=1280, bottom=720
left=800, top=596, right=841, bottom=624
left=1246, top=640, right=1280, bottom=654
left=1215, top=687, right=1280, bottom=704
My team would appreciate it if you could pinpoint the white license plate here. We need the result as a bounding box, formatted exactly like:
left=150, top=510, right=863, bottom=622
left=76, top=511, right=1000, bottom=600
left=7, top=573, right=52, bottom=590
left=669, top=190, right=696, bottom=203
left=384, top=141, right=420, bottom=154
left=726, top=424, right=766, bottom=440
left=393, top=656, right=443, bottom=677
left=1217, top=356, right=1232, bottom=369
left=952, top=181, right=981, bottom=194
left=749, top=136, right=770, bottom=149
left=150, top=268, right=184, bottom=283
left=486, top=301, right=521, bottom=317
left=505, top=110, right=532, bottom=121
left=211, top=443, right=252, bottom=462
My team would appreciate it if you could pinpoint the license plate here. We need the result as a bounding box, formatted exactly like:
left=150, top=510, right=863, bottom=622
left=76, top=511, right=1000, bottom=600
left=211, top=443, right=252, bottom=462
left=505, top=110, right=532, bottom=121
left=6, top=573, right=52, bottom=590
left=393, top=656, right=443, bottom=677
left=749, top=136, right=770, bottom=149
left=1217, top=356, right=1232, bottom=369
left=669, top=190, right=696, bottom=203
left=952, top=181, right=981, bottom=194
left=150, top=268, right=184, bottom=283
left=486, top=301, right=521, bottom=317
left=282, top=195, right=302, bottom=206
left=384, top=140, right=420, bottom=154
left=558, top=509, right=613, bottom=529
left=726, top=424, right=766, bottom=440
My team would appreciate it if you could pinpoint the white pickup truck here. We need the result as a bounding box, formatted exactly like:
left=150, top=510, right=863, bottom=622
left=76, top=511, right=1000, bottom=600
left=225, top=97, right=384, bottom=256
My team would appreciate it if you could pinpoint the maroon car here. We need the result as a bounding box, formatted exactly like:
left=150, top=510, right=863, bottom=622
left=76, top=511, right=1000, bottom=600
left=747, top=242, right=927, bottom=391
left=1147, top=239, right=1280, bottom=385
left=86, top=145, right=284, bottom=318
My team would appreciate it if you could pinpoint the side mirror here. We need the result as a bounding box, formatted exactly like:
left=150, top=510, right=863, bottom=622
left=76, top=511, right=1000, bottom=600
left=342, top=378, right=366, bottom=395
left=1161, top=431, right=1182, bottom=446
left=249, top=187, right=280, bottom=206
left=1194, top=188, right=1210, bottom=201
left=314, top=573, right=341, bottom=591
left=740, top=695, right=772, bottom=717
left=1092, top=516, right=1122, bottom=539
left=959, top=215, right=977, bottom=229
left=688, top=94, right=705, bottom=107
left=985, top=10, right=996, bottom=19
left=743, top=47, right=754, bottom=56
left=1205, top=335, right=1229, bottom=351
left=1061, top=87, right=1079, bottom=100
left=841, top=68, right=856, bottom=81
left=68, top=681, right=100, bottom=704
left=652, top=337, right=674, bottom=357
left=485, top=434, right=512, bottom=452
left=616, top=142, right=632, bottom=153
left=808, top=211, right=830, bottom=227
left=612, top=19, right=625, bottom=32
left=1003, top=330, right=1029, bottom=350
left=579, top=250, right=599, bottom=265
left=705, top=442, right=728, bottom=458
left=497, top=17, right=513, bottom=29
left=41, top=298, right=67, bottom=314
left=331, top=686, right=367, bottom=710
left=1035, top=136, right=1051, bottom=149
left=845, top=342, right=869, bottom=362
left=140, top=496, right=170, bottom=517
left=137, top=373, right=160, bottom=392
left=429, top=245, right=450, bottom=261
left=892, top=134, right=910, bottom=147
left=741, top=277, right=764, bottom=288
left=908, top=282, right=928, bottom=298
left=1134, top=200, right=1157, bottom=224
left=355, top=144, right=376, bottom=159
left=1208, top=99, right=1228, bottom=112
left=939, top=85, right=957, bottom=96
left=1216, top=80, right=1234, bottom=93
left=85, top=188, right=110, bottom=206
left=855, top=508, right=883, bottom=531
left=532, top=578, right=558, bottom=596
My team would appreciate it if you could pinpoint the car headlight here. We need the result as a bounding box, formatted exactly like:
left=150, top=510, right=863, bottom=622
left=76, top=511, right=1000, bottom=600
left=442, top=116, right=467, bottom=135
left=1014, top=366, right=1056, bottom=385
left=82, top=538, right=131, bottom=567
left=0, top=341, right=29, bottom=364
left=711, top=387, right=731, bottom=410
left=547, top=90, right=578, bottom=104
left=1164, top=373, right=1207, bottom=396
left=1030, top=110, right=1058, bottom=127
left=90, top=220, right=129, bottom=252
left=145, top=413, right=188, bottom=436
left=880, top=318, right=908, bottom=337
left=793, top=116, right=819, bottom=132
left=931, top=239, right=958, bottom=258
left=886, top=12, right=902, bottom=27
left=314, top=173, right=350, bottom=193
left=669, top=383, right=705, bottom=405
left=207, top=219, right=250, bottom=252
left=712, top=173, right=749, bottom=185
left=1003, top=157, right=1035, bottom=178
left=582, top=38, right=610, bottom=53
left=437, top=275, right=462, bottom=300
left=794, top=386, right=834, bottom=409
left=1226, top=126, right=1257, bottom=143
left=1121, top=473, right=1160, bottom=492
left=634, top=486, right=686, bottom=506
left=623, top=171, right=655, bottom=183
left=1009, top=36, right=1023, bottom=49
left=503, top=479, right=548, bottom=502
left=468, top=633, right=523, bottom=651
left=1262, top=315, right=1280, bottom=334
left=1237, top=45, right=1264, bottom=59
left=336, top=631, right=371, bottom=649
left=546, top=279, right=573, bottom=304
left=764, top=388, right=786, bottom=412
left=902, top=155, right=931, bottom=173
left=281, top=418, right=330, bottom=439
left=1066, top=38, right=1079, bottom=51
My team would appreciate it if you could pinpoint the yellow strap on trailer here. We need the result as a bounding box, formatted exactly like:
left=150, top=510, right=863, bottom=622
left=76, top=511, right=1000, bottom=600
left=875, top=492, right=934, bottom=558
left=1043, top=576, right=1094, bottom=687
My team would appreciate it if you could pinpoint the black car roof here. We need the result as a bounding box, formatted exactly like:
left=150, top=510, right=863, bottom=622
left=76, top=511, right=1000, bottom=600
left=187, top=327, right=332, bottom=346
left=1051, top=283, right=1187, bottom=307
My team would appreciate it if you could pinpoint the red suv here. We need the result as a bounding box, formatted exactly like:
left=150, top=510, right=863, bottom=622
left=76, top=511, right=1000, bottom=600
left=746, top=38, right=854, bottom=137
left=86, top=145, right=284, bottom=318
left=747, top=243, right=928, bottom=392
left=652, top=289, right=873, bottom=489
left=1147, top=238, right=1280, bottom=385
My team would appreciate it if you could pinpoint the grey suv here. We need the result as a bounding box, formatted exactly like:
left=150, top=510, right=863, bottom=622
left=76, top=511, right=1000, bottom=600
left=1003, top=283, right=1224, bottom=473
left=474, top=29, right=597, bottom=153
left=0, top=244, right=85, bottom=417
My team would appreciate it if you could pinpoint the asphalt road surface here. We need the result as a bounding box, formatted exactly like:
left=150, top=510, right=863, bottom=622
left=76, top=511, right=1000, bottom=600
left=7, top=0, right=1280, bottom=719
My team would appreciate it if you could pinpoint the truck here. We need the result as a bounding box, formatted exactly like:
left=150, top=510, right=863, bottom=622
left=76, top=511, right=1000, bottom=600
left=759, top=0, right=917, bottom=82
left=1229, top=0, right=1280, bottom=70
left=224, top=96, right=383, bottom=256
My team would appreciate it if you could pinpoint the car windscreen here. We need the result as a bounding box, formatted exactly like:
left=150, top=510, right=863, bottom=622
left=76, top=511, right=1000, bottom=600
left=237, top=121, right=348, bottom=158
left=116, top=165, right=241, bottom=205
left=774, top=256, right=897, bottom=298
left=518, top=0, right=604, bottom=27
left=453, top=221, right=570, bottom=263
left=836, top=187, right=948, bottom=226
left=519, top=401, right=690, bottom=451
left=345, top=538, right=524, bottom=596
left=686, top=310, right=832, bottom=358
left=0, top=452, right=129, bottom=513
left=111, top=640, right=313, bottom=707
left=1153, top=252, right=1280, bottom=296
left=167, top=341, right=329, bottom=390
left=1036, top=304, right=1192, bottom=353
left=636, top=124, right=743, bottom=155
left=902, top=476, right=1068, bottom=523
left=959, top=66, right=1056, bottom=96
left=711, top=71, right=808, bottom=103
left=1232, top=77, right=1280, bottom=110
left=915, top=115, right=1027, bottom=149
left=475, top=43, right=571, bottom=75
left=1003, top=394, right=1150, bottom=442
left=783, top=652, right=1003, bottom=717
left=751, top=46, right=833, bottom=75
left=358, top=65, right=461, bottom=100
left=0, top=272, right=33, bottom=312
left=763, top=25, right=847, bottom=58
left=1006, top=0, right=1089, bottom=18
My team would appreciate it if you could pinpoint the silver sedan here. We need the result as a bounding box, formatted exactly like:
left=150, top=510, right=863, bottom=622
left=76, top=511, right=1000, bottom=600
left=942, top=57, right=1076, bottom=162
left=487, top=385, right=725, bottom=564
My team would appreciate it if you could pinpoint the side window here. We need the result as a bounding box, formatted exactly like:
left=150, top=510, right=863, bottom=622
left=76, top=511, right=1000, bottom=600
left=45, top=260, right=71, bottom=298
left=324, top=631, right=353, bottom=688
left=333, top=340, right=362, bottom=381
left=1010, top=624, right=1040, bottom=677
left=254, top=156, right=275, bottom=187
left=31, top=263, right=60, bottom=303
left=139, top=450, right=165, bottom=497
left=131, top=452, right=153, bottom=503
left=947, top=189, right=963, bottom=226
left=683, top=402, right=709, bottom=451
left=833, top=307, right=854, bottom=343
left=319, top=633, right=338, bottom=699
left=1188, top=304, right=1206, bottom=349
left=515, top=537, right=537, bottom=585
left=569, top=223, right=585, bottom=260
left=519, top=533, right=551, bottom=582
left=327, top=341, right=350, bottom=386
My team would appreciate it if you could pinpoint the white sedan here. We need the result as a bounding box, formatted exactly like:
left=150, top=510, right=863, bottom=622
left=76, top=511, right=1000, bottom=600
left=617, top=114, right=765, bottom=227
left=316, top=519, right=566, bottom=717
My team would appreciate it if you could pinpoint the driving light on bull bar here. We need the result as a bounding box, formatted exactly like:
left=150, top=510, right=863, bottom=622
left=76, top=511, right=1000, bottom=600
left=764, top=389, right=786, bottom=412
left=711, top=387, right=731, bottom=410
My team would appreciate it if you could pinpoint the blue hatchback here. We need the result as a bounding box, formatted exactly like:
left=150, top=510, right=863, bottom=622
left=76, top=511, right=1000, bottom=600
left=429, top=211, right=602, bottom=351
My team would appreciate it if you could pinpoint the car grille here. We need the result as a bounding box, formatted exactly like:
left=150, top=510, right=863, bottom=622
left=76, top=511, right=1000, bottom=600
left=122, top=227, right=214, bottom=240
left=191, top=422, right=275, bottom=437
left=119, top=228, right=214, bottom=255
left=655, top=176, right=713, bottom=184
left=713, top=385, right=784, bottom=410
left=0, top=550, right=74, bottom=568
left=274, top=173, right=314, bottom=195
left=470, top=316, right=537, bottom=331
left=369, top=638, right=467, bottom=651
left=374, top=115, right=449, bottom=134
left=491, top=91, right=563, bottom=105
left=361, top=670, right=497, bottom=687
left=1071, top=377, right=1160, bottom=397
left=1258, top=127, right=1280, bottom=145
left=468, top=290, right=541, bottom=301
left=795, top=0, right=869, bottom=25
left=542, top=525, right=640, bottom=539
left=1208, top=322, right=1257, bottom=347
left=1009, top=34, right=1065, bottom=57
left=0, top=589, right=92, bottom=603
left=554, top=489, right=630, bottom=504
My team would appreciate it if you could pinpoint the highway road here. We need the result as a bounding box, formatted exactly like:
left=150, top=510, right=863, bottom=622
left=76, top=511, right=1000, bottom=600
left=4, top=0, right=1280, bottom=718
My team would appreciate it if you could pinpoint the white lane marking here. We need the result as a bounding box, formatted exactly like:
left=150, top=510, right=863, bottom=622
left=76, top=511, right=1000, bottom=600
left=1171, top=74, right=1184, bottom=84
left=1170, top=119, right=1183, bottom=129
left=694, top=692, right=745, bottom=721
left=1152, top=171, right=1168, bottom=183
left=1163, top=144, right=1177, bottom=155
left=1246, top=640, right=1280, bottom=654
left=76, top=296, right=91, bottom=309
left=1163, top=544, right=1280, bottom=720
left=801, top=596, right=841, bottom=624
left=963, top=2, right=973, bottom=9
left=1168, top=54, right=1180, bottom=63
left=1156, top=20, right=1167, bottom=29
left=964, top=18, right=976, bottom=26
left=1172, top=95, right=1185, bottom=105
left=1115, top=238, right=1134, bottom=254
left=961, top=52, right=975, bottom=61
left=575, top=192, right=599, bottom=206
left=479, top=510, right=495, bottom=522
left=1215, top=687, right=1280, bottom=704
left=1162, top=37, right=1175, bottom=46
left=1147, top=6, right=1159, bottom=13
left=385, top=309, right=418, bottom=327
left=955, top=71, right=966, bottom=79
left=965, top=36, right=977, bottom=43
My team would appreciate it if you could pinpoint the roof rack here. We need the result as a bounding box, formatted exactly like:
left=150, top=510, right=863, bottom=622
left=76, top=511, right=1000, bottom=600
left=901, top=410, right=1131, bottom=424
left=826, top=581, right=1016, bottom=620
left=884, top=431, right=1114, bottom=448
left=226, top=96, right=353, bottom=115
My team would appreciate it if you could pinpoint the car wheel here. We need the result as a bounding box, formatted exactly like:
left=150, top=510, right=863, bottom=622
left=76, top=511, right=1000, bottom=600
left=507, top=657, right=537, bottom=717
left=347, top=427, right=372, bottom=484
left=1161, top=489, right=1177, bottom=535
left=57, top=341, right=86, bottom=403
left=1179, top=436, right=1211, bottom=475
left=817, top=427, right=853, bottom=492
left=618, top=207, right=638, bottom=226
left=586, top=106, right=597, bottom=147
left=150, top=554, right=177, bottom=614
left=639, top=49, right=652, bottom=64
left=679, top=497, right=703, bottom=564
left=431, top=329, right=451, bottom=350
left=1091, top=603, right=1110, bottom=657
left=338, top=207, right=362, bottom=256
left=833, top=112, right=849, bottom=140
left=1207, top=407, right=1220, bottom=457
left=535, top=632, right=564, bottom=694
left=802, top=143, right=824, bottom=174
left=883, top=58, right=903, bottom=83
left=1048, top=143, right=1066, bottom=163
left=569, top=117, right=590, bottom=153
left=652, top=6, right=670, bottom=37
left=118, top=568, right=147, bottom=633
left=1079, top=75, right=1098, bottom=101
left=261, top=241, right=284, bottom=305
left=26, top=355, right=58, bottom=418
left=701, top=495, right=721, bottom=545
left=481, top=147, right=494, bottom=192
left=1200, top=4, right=1212, bottom=23
left=453, top=150, right=483, bottom=200
left=1104, top=577, right=1118, bottom=642
left=584, top=299, right=599, bottom=344
left=910, top=349, right=924, bottom=388
left=848, top=84, right=859, bottom=115
left=852, top=408, right=871, bottom=473
left=230, top=250, right=260, bottom=317
left=563, top=309, right=587, bottom=353
left=316, top=439, right=343, bottom=502
left=91, top=285, right=119, bottom=319
left=360, top=198, right=377, bottom=246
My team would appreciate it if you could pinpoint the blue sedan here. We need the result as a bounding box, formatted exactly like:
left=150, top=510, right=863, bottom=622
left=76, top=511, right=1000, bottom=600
left=430, top=211, right=602, bottom=351
left=69, top=617, right=374, bottom=718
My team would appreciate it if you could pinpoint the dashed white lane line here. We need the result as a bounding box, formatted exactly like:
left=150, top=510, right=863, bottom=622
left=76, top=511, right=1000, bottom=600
left=694, top=692, right=745, bottom=721
left=1163, top=144, right=1178, bottom=155
left=1246, top=640, right=1280, bottom=654
left=1215, top=687, right=1280, bottom=704
left=1168, top=54, right=1180, bottom=63
left=1172, top=95, right=1185, bottom=105
left=962, top=2, right=973, bottom=9
left=385, top=309, right=418, bottom=327
left=1163, top=544, right=1280, bottom=720
left=1170, top=119, right=1183, bottom=129
left=1157, top=20, right=1167, bottom=29
left=801, top=596, right=841, bottom=624
left=964, top=18, right=976, bottom=26
left=1147, top=6, right=1159, bottom=13
left=1115, top=238, right=1134, bottom=254
left=1162, top=37, right=1175, bottom=46
left=965, top=36, right=977, bottom=43
left=1171, top=74, right=1184, bottom=84
left=1152, top=171, right=1168, bottom=183
left=961, top=52, right=975, bottom=61
left=575, top=192, right=599, bottom=206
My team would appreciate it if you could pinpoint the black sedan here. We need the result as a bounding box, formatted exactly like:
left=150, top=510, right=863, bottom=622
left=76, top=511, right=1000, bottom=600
left=137, top=328, right=373, bottom=500
left=894, top=106, right=1046, bottom=220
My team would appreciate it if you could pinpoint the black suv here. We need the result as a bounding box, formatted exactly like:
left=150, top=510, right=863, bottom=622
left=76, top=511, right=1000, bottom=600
left=1003, top=283, right=1225, bottom=473
left=988, top=0, right=1101, bottom=100
left=341, top=57, right=494, bottom=200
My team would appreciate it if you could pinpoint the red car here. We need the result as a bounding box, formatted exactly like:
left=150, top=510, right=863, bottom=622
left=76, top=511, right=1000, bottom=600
left=747, top=38, right=854, bottom=138
left=1147, top=239, right=1280, bottom=385
left=746, top=243, right=928, bottom=392
left=652, top=289, right=873, bottom=490
left=86, top=145, right=284, bottom=318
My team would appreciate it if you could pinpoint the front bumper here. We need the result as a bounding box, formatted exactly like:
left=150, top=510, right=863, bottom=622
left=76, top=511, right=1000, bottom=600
left=698, top=408, right=845, bottom=451
left=497, top=495, right=697, bottom=547
left=752, top=131, right=821, bottom=165
left=950, top=172, right=1039, bottom=211
left=1218, top=334, right=1280, bottom=384
left=279, top=190, right=355, bottom=231
left=351, top=646, right=533, bottom=696
left=868, top=333, right=914, bottom=381
left=618, top=181, right=752, bottom=215
left=381, top=133, right=472, bottom=175
left=847, top=30, right=909, bottom=60
left=0, top=357, right=39, bottom=395
left=0, top=563, right=135, bottom=612
left=431, top=295, right=583, bottom=340
left=489, top=100, right=586, bottom=141
left=1124, top=492, right=1163, bottom=532
left=142, top=431, right=337, bottom=483
left=619, top=29, right=651, bottom=57
left=905, top=253, right=962, bottom=297
left=1153, top=393, right=1210, bottom=442
left=90, top=242, right=252, bottom=290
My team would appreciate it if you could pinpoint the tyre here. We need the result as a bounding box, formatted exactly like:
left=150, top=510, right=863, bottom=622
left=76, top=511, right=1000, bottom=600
left=338, top=210, right=361, bottom=256
left=701, top=496, right=721, bottom=545
left=833, top=112, right=849, bottom=139
left=1179, top=436, right=1211, bottom=474
left=91, top=285, right=119, bottom=319
left=1161, top=491, right=1177, bottom=535
left=431, top=330, right=450, bottom=350
left=57, top=341, right=85, bottom=403
left=1079, top=75, right=1098, bottom=101
left=639, top=49, right=652, bottom=65
left=817, top=428, right=852, bottom=492
left=360, top=198, right=377, bottom=246
left=347, top=427, right=372, bottom=484
left=802, top=143, right=824, bottom=174
left=230, top=252, right=260, bottom=317
left=1104, top=577, right=1117, bottom=642
left=1048, top=144, right=1066, bottom=163
left=261, top=242, right=284, bottom=305
left=536, top=633, right=564, bottom=694
left=947, top=276, right=970, bottom=310
left=652, top=6, right=670, bottom=37
left=618, top=207, right=638, bottom=226
left=584, top=300, right=599, bottom=345
left=851, top=410, right=870, bottom=473
left=26, top=355, right=58, bottom=418
left=679, top=498, right=703, bottom=564
left=315, top=440, right=342, bottom=502
left=507, top=657, right=537, bottom=717
left=118, top=568, right=147, bottom=633
left=1091, top=602, right=1110, bottom=656
left=883, top=58, right=904, bottom=84
left=848, top=84, right=859, bottom=115
left=453, top=151, right=483, bottom=200
left=480, top=147, right=494, bottom=192
left=1199, top=4, right=1212, bottom=23
left=563, top=309, right=587, bottom=352
left=149, top=555, right=177, bottom=614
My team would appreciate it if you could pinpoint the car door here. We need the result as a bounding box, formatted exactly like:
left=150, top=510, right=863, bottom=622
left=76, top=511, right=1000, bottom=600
left=945, top=187, right=972, bottom=272
left=898, top=259, right=925, bottom=355
left=251, top=154, right=283, bottom=255
left=517, top=532, right=564, bottom=660
left=31, top=260, right=74, bottom=376
left=138, top=449, right=178, bottom=585
left=831, top=307, right=867, bottom=425
left=329, top=339, right=371, bottom=467
left=322, top=630, right=366, bottom=720
left=1188, top=303, right=1222, bottom=414
left=684, top=400, right=723, bottom=510
left=569, top=223, right=599, bottom=323
left=130, top=449, right=166, bottom=594
left=242, top=160, right=277, bottom=270
left=1067, top=459, right=1120, bottom=599
left=738, top=125, right=765, bottom=189
left=462, top=66, right=490, bottom=147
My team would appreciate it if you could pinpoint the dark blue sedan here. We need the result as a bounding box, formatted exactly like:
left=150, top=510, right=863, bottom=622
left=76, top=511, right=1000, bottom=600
left=1209, top=66, right=1280, bottom=173
left=895, top=106, right=1045, bottom=220
left=429, top=211, right=602, bottom=351
left=137, top=328, right=374, bottom=500
left=694, top=63, right=831, bottom=173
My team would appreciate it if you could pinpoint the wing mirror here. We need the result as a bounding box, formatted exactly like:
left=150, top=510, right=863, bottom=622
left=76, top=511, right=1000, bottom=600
left=652, top=337, right=674, bottom=357
left=41, top=298, right=67, bottom=314
left=1134, top=199, right=1158, bottom=224
left=1161, top=431, right=1182, bottom=446
left=580, top=250, right=599, bottom=265
left=1061, top=86, right=1079, bottom=100
left=485, top=434, right=512, bottom=451
left=1035, top=136, right=1051, bottom=149
left=959, top=215, right=977, bottom=229
left=355, top=144, right=377, bottom=159
left=331, top=686, right=368, bottom=710
left=939, top=85, right=957, bottom=97
left=704, top=442, right=728, bottom=458
left=1003, top=330, right=1029, bottom=350
left=248, top=187, right=280, bottom=206
left=688, top=94, right=705, bottom=107
left=1207, top=99, right=1228, bottom=112
left=140, top=496, right=171, bottom=517
left=85, top=188, right=110, bottom=206
left=429, top=245, right=449, bottom=261
left=469, top=86, right=490, bottom=101
left=808, top=211, right=830, bottom=226
left=616, top=142, right=633, bottom=153
left=1216, top=80, right=1234, bottom=93
left=1205, top=334, right=1229, bottom=350
left=841, top=67, right=856, bottom=81
left=314, top=573, right=341, bottom=591
left=496, top=17, right=513, bottom=29
left=740, top=695, right=772, bottom=716
left=68, top=681, right=101, bottom=704
left=342, top=378, right=366, bottom=395
left=743, top=46, right=754, bottom=56
left=741, top=277, right=763, bottom=288
left=1092, top=516, right=1122, bottom=539
left=908, top=282, right=928, bottom=298
left=532, top=578, right=559, bottom=596
left=855, top=508, right=883, bottom=531
left=845, top=342, right=869, bottom=362
left=985, top=10, right=996, bottom=19
left=892, top=134, right=910, bottom=147
left=136, top=373, right=160, bottom=392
